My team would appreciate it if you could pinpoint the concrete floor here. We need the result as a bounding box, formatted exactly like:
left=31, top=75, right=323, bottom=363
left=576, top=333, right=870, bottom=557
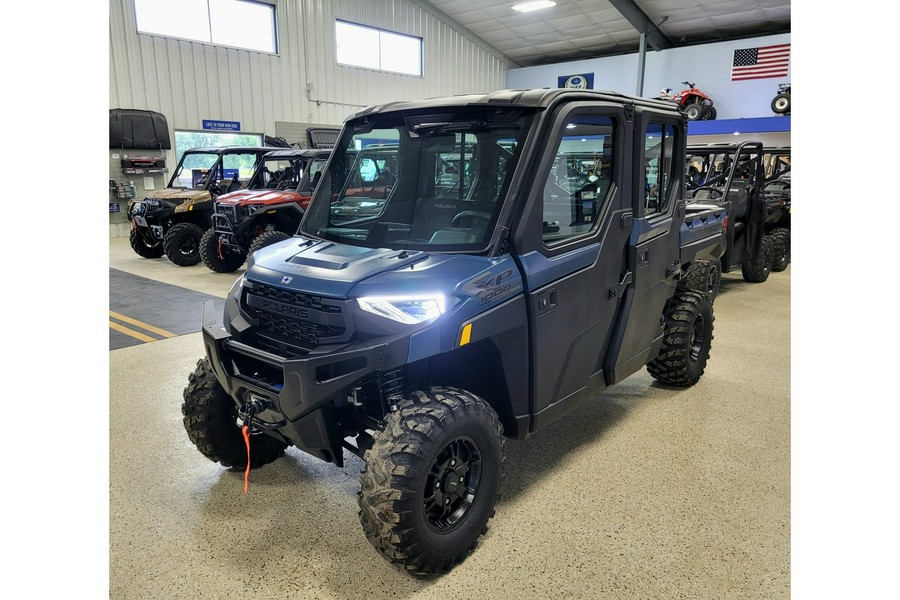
left=109, top=236, right=790, bottom=599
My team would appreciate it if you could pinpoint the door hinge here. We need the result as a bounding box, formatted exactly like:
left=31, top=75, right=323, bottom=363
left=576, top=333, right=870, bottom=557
left=666, top=260, right=681, bottom=278
left=609, top=271, right=633, bottom=299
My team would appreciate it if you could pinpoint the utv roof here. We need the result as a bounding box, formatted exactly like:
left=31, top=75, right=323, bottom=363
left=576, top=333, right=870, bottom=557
left=182, top=146, right=289, bottom=154
left=261, top=148, right=332, bottom=160
left=687, top=141, right=764, bottom=152
left=346, top=88, right=681, bottom=121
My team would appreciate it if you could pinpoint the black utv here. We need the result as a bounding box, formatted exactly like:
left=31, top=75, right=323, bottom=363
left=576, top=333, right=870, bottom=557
left=686, top=141, right=774, bottom=289
left=761, top=146, right=791, bottom=271
left=183, top=88, right=726, bottom=575
left=127, top=146, right=285, bottom=266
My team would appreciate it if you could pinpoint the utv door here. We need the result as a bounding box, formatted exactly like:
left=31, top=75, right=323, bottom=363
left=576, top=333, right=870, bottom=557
left=511, top=103, right=632, bottom=431
left=605, top=109, right=686, bottom=382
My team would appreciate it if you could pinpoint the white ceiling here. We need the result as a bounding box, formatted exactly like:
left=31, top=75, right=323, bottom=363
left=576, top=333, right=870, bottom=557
left=420, top=0, right=791, bottom=67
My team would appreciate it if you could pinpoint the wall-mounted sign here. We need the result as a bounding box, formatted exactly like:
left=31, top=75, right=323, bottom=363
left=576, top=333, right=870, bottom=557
left=110, top=202, right=121, bottom=213
left=558, top=73, right=594, bottom=89
left=202, top=119, right=241, bottom=131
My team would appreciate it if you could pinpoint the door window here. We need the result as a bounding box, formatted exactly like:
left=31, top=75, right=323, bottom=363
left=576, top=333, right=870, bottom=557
left=644, top=123, right=676, bottom=216
left=540, top=116, right=616, bottom=244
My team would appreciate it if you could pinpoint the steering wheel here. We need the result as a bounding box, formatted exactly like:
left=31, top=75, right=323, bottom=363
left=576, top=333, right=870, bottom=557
left=690, top=186, right=724, bottom=200
left=451, top=211, right=491, bottom=228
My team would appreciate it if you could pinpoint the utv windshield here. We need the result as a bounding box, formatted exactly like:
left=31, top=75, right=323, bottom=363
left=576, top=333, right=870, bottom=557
left=169, top=151, right=262, bottom=190
left=301, top=107, right=534, bottom=252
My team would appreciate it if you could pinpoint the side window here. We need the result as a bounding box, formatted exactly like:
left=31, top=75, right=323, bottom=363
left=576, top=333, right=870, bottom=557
left=541, top=115, right=615, bottom=244
left=644, top=123, right=676, bottom=216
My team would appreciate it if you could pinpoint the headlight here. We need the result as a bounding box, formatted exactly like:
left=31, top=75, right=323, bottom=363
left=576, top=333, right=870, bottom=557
left=357, top=294, right=446, bottom=324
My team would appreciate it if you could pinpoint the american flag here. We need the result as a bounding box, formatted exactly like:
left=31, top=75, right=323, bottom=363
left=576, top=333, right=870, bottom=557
left=731, top=43, right=790, bottom=81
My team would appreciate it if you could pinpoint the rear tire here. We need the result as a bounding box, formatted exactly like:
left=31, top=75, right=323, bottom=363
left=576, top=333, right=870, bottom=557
left=358, top=387, right=505, bottom=575
left=769, top=228, right=791, bottom=272
left=772, top=93, right=791, bottom=114
left=182, top=358, right=288, bottom=470
left=129, top=227, right=164, bottom=259
left=741, top=236, right=774, bottom=283
left=648, top=290, right=714, bottom=386
left=200, top=227, right=247, bottom=273
left=249, top=230, right=291, bottom=256
left=164, top=222, right=205, bottom=266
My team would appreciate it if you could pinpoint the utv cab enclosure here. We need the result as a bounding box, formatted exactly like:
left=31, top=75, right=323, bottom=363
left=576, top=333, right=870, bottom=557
left=182, top=89, right=725, bottom=575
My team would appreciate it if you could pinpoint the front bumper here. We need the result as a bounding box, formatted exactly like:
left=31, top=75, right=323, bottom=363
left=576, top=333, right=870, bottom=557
left=200, top=300, right=409, bottom=465
left=131, top=206, right=175, bottom=242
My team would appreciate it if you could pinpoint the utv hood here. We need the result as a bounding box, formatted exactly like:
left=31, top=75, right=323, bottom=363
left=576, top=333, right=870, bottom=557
left=244, top=237, right=507, bottom=302
left=146, top=188, right=211, bottom=203
left=217, top=189, right=305, bottom=206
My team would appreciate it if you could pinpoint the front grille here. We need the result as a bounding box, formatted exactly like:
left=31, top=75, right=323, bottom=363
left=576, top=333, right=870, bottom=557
left=219, top=204, right=252, bottom=224
left=242, top=282, right=351, bottom=355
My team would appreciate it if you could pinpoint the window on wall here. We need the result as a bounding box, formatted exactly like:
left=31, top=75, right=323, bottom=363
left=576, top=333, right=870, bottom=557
left=643, top=123, right=676, bottom=217
left=134, top=0, right=277, bottom=54
left=335, top=20, right=423, bottom=76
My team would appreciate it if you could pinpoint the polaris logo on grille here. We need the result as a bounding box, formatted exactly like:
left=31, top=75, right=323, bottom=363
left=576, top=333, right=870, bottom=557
left=281, top=276, right=293, bottom=284
left=261, top=298, right=309, bottom=319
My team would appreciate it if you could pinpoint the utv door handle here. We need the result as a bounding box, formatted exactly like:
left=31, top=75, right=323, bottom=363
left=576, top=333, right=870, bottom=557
left=608, top=271, right=633, bottom=299
left=537, top=288, right=557, bottom=315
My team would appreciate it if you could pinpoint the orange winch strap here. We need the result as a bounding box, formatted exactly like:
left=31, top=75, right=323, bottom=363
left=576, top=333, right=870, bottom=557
left=242, top=425, right=251, bottom=493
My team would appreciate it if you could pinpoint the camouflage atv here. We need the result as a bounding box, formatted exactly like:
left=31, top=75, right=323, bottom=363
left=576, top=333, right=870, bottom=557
left=128, top=146, right=285, bottom=266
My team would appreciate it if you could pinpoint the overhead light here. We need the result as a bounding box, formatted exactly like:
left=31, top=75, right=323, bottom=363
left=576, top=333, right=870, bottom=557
left=512, top=1, right=556, bottom=13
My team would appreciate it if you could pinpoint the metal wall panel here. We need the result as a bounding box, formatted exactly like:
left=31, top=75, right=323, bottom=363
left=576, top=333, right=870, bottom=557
left=109, top=0, right=508, bottom=134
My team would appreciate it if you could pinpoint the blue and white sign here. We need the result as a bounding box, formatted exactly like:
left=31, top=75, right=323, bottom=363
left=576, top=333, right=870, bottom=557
left=110, top=202, right=120, bottom=213
left=202, top=119, right=241, bottom=131
left=558, top=73, right=594, bottom=90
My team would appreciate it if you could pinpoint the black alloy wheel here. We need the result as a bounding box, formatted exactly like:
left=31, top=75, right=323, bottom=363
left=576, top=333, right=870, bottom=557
left=424, top=437, right=483, bottom=532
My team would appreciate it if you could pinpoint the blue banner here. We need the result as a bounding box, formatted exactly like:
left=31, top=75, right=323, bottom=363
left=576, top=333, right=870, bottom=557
left=202, top=119, right=241, bottom=131
left=558, top=73, right=594, bottom=90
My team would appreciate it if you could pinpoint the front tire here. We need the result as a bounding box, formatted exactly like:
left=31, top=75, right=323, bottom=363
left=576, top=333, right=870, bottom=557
left=248, top=230, right=291, bottom=255
left=358, top=387, right=505, bottom=575
left=741, top=236, right=774, bottom=283
left=129, top=227, right=164, bottom=259
left=684, top=102, right=703, bottom=121
left=164, top=222, right=205, bottom=266
left=200, top=227, right=247, bottom=273
left=647, top=290, right=714, bottom=386
left=182, top=358, right=288, bottom=470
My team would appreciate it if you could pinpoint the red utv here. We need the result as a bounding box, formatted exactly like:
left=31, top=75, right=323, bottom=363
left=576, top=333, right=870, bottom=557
left=200, top=148, right=332, bottom=272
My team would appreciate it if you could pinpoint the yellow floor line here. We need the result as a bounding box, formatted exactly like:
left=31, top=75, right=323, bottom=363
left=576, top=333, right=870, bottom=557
left=109, top=320, right=158, bottom=343
left=109, top=310, right=177, bottom=338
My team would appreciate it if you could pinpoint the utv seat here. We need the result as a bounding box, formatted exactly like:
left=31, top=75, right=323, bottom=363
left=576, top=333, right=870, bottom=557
left=408, top=198, right=462, bottom=242
left=220, top=174, right=240, bottom=194
left=428, top=228, right=478, bottom=245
